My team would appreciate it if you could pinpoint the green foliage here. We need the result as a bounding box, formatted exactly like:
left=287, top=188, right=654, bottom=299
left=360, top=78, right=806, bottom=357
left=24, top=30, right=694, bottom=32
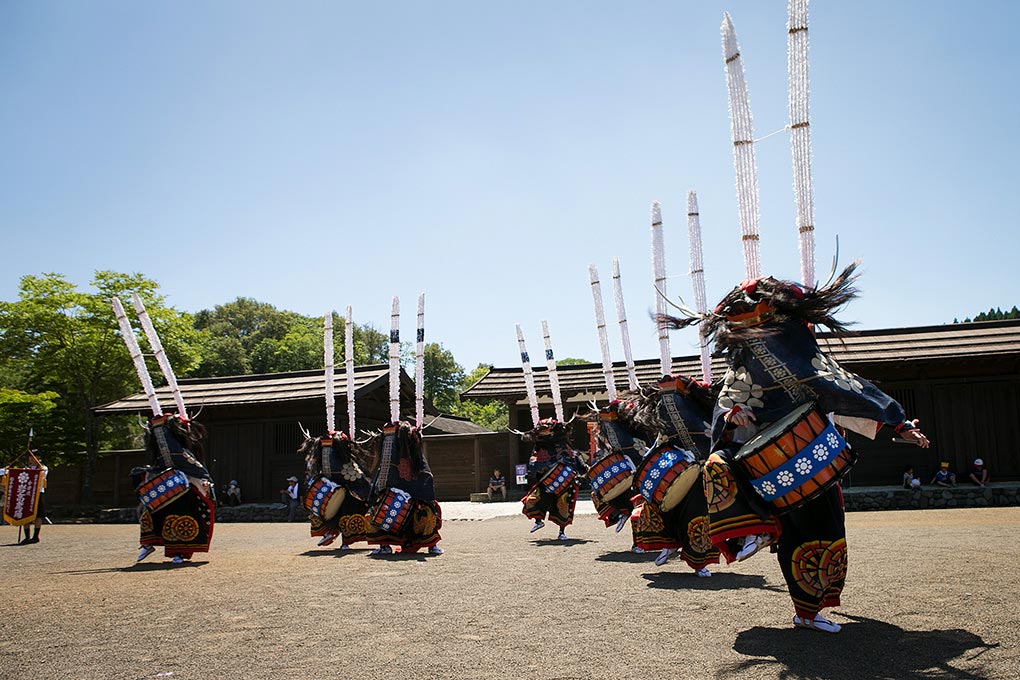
left=955, top=306, right=1020, bottom=323
left=0, top=272, right=201, bottom=488
left=556, top=357, right=590, bottom=366
left=0, top=389, right=59, bottom=460
left=423, top=343, right=465, bottom=413
left=444, top=364, right=508, bottom=432
left=190, top=300, right=389, bottom=377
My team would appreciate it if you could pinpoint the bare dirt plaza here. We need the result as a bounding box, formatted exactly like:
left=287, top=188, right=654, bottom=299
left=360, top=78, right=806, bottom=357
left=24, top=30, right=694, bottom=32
left=1, top=504, right=1017, bottom=680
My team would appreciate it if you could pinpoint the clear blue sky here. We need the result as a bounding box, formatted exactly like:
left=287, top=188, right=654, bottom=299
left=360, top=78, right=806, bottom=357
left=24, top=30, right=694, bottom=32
left=2, top=1, right=1017, bottom=373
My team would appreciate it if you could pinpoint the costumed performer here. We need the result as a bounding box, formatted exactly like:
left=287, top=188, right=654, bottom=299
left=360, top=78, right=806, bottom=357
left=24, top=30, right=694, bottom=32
left=659, top=264, right=929, bottom=632
left=521, top=418, right=587, bottom=540
left=628, top=375, right=720, bottom=575
left=299, top=428, right=373, bottom=549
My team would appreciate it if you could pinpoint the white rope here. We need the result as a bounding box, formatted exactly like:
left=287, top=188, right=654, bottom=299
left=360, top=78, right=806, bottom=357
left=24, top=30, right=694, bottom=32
left=789, top=0, right=816, bottom=287
left=388, top=296, right=400, bottom=424
left=516, top=324, right=541, bottom=427
left=324, top=313, right=335, bottom=433
left=345, top=306, right=356, bottom=438
left=650, top=201, right=671, bottom=376
left=542, top=320, right=565, bottom=421
left=686, top=191, right=712, bottom=383
left=415, top=293, right=425, bottom=429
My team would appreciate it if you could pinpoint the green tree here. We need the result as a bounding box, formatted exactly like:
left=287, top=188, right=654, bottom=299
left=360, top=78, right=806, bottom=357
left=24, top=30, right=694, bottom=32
left=556, top=357, right=590, bottom=366
left=447, top=364, right=508, bottom=431
left=191, top=300, right=390, bottom=377
left=0, top=272, right=201, bottom=499
left=0, top=389, right=59, bottom=459
left=422, top=342, right=465, bottom=413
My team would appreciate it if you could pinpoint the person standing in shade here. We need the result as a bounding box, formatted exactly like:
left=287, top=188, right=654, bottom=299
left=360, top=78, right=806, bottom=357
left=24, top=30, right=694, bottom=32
left=282, top=476, right=300, bottom=521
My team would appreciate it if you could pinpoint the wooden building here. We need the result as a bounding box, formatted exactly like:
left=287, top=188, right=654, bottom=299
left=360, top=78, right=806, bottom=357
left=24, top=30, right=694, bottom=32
left=461, top=320, right=1020, bottom=486
left=93, top=364, right=510, bottom=503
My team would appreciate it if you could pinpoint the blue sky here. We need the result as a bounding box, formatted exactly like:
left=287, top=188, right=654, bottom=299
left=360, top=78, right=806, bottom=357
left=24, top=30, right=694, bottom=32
left=2, top=1, right=1017, bottom=373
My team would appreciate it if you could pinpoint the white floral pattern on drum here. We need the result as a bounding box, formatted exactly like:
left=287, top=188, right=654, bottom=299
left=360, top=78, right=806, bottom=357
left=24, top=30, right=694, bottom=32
left=811, top=352, right=864, bottom=394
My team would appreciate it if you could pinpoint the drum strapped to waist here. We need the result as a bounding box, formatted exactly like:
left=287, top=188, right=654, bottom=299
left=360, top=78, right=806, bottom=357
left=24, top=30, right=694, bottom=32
left=304, top=477, right=347, bottom=521
left=635, top=445, right=701, bottom=512
left=369, top=487, right=413, bottom=533
left=539, top=462, right=576, bottom=495
left=587, top=451, right=636, bottom=502
left=733, top=402, right=856, bottom=513
left=136, top=469, right=189, bottom=512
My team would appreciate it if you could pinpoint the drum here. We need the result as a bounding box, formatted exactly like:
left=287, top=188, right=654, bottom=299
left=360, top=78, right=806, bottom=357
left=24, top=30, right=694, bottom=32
left=733, top=402, right=856, bottom=513
left=635, top=446, right=700, bottom=512
left=539, top=462, right=576, bottom=495
left=136, top=469, right=189, bottom=512
left=304, top=477, right=347, bottom=521
left=369, top=488, right=413, bottom=533
left=588, top=451, right=636, bottom=502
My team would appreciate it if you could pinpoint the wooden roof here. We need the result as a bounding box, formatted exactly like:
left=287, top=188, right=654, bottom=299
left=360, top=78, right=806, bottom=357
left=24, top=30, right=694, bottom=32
left=461, top=320, right=1020, bottom=401
left=95, top=364, right=398, bottom=414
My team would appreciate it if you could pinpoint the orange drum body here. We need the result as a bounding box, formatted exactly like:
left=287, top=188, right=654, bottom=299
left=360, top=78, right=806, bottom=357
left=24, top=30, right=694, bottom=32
left=733, top=402, right=856, bottom=513
left=587, top=451, right=636, bottom=502
left=634, top=446, right=701, bottom=512
left=304, top=477, right=347, bottom=521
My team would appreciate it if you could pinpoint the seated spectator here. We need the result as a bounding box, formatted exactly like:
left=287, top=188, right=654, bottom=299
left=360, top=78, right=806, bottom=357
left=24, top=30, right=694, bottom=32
left=486, top=468, right=507, bottom=501
left=902, top=465, right=921, bottom=489
left=224, top=480, right=242, bottom=506
left=968, top=458, right=991, bottom=487
left=931, top=462, right=956, bottom=487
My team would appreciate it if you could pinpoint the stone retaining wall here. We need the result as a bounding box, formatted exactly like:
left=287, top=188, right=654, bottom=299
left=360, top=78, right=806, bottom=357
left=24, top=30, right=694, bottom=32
left=843, top=483, right=1020, bottom=511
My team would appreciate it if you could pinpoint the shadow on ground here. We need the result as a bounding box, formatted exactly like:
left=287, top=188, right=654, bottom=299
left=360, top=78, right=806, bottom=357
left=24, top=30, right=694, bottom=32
left=595, top=550, right=659, bottom=563
left=718, top=613, right=999, bottom=680
left=530, top=538, right=593, bottom=547
left=642, top=571, right=777, bottom=592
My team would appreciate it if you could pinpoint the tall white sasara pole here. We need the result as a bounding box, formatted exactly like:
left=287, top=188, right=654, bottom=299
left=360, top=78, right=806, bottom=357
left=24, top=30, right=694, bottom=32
left=324, top=314, right=336, bottom=433
left=788, top=0, right=815, bottom=288
left=415, top=293, right=425, bottom=429
left=389, top=296, right=401, bottom=424
left=345, top=306, right=356, bottom=438
left=130, top=293, right=188, bottom=419
left=588, top=264, right=618, bottom=402
left=687, top=191, right=713, bottom=383
left=612, top=258, right=639, bottom=391
left=516, top=324, right=542, bottom=427
left=651, top=201, right=672, bottom=377
left=112, top=297, right=162, bottom=416
left=541, top=321, right=566, bottom=421
left=723, top=12, right=763, bottom=280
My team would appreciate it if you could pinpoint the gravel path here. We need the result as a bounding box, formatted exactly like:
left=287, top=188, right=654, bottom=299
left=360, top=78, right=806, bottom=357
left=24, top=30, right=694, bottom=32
left=1, top=506, right=1016, bottom=680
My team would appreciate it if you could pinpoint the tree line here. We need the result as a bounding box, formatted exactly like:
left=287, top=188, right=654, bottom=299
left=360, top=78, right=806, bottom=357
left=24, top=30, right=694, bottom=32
left=0, top=272, right=507, bottom=499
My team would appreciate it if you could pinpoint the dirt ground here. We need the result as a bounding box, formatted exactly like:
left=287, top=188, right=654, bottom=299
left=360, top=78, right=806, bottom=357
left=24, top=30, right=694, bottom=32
left=1, top=505, right=1017, bottom=680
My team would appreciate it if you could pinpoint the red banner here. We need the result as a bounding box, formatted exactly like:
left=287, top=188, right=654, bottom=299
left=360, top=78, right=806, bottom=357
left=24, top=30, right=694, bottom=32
left=3, top=468, right=43, bottom=526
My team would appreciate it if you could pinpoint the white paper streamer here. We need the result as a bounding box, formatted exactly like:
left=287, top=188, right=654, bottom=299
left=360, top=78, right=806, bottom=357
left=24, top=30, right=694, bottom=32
left=541, top=320, right=565, bottom=421
left=130, top=293, right=187, bottom=419
left=722, top=12, right=763, bottom=279
left=612, top=258, right=639, bottom=391
left=789, top=0, right=815, bottom=288
left=345, top=305, right=356, bottom=438
left=588, top=264, right=617, bottom=402
left=324, top=313, right=335, bottom=433
left=687, top=191, right=713, bottom=383
left=415, top=293, right=425, bottom=429
left=389, top=296, right=400, bottom=424
left=650, top=201, right=671, bottom=377
left=112, top=297, right=162, bottom=416
left=516, top=324, right=541, bottom=427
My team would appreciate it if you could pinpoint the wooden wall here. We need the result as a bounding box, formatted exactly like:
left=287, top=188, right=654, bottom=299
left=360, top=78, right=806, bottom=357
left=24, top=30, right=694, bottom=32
left=423, top=432, right=517, bottom=500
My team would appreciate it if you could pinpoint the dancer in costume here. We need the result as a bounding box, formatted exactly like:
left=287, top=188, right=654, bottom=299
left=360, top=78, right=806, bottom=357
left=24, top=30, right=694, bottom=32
left=366, top=420, right=444, bottom=555
left=365, top=295, right=443, bottom=556
left=629, top=376, right=720, bottom=576
left=133, top=414, right=216, bottom=564
left=521, top=417, right=586, bottom=540
left=299, top=311, right=373, bottom=549
left=300, top=429, right=373, bottom=549
left=113, top=295, right=216, bottom=565
left=659, top=264, right=929, bottom=632
left=587, top=399, right=644, bottom=539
